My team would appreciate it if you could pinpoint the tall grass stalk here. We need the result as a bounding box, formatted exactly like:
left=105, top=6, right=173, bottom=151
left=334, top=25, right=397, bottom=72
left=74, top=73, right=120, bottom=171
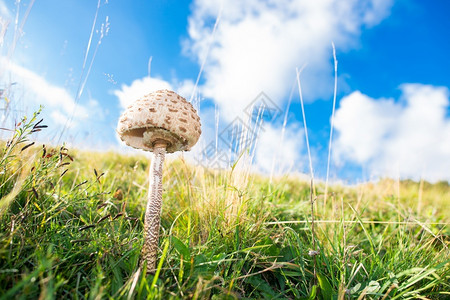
left=147, top=56, right=153, bottom=77
left=324, top=42, right=338, bottom=208
left=295, top=65, right=314, bottom=185
left=0, top=0, right=35, bottom=123
left=58, top=0, right=108, bottom=143
left=269, top=78, right=296, bottom=185
left=417, top=177, right=424, bottom=215
left=214, top=103, right=219, bottom=156
left=296, top=65, right=319, bottom=281
left=189, top=2, right=223, bottom=103
left=0, top=18, right=9, bottom=49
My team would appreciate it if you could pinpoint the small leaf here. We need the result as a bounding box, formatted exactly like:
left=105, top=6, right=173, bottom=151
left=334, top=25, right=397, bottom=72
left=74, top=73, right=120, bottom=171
left=60, top=169, right=68, bottom=177
left=280, top=246, right=295, bottom=262
left=31, top=187, right=39, bottom=199
left=75, top=180, right=88, bottom=188
left=348, top=283, right=362, bottom=294
left=366, top=280, right=380, bottom=293
left=317, top=273, right=333, bottom=300
left=283, top=271, right=303, bottom=277
left=299, top=285, right=317, bottom=300
left=171, top=236, right=190, bottom=260
left=79, top=224, right=95, bottom=231
left=21, top=142, right=35, bottom=152
left=246, top=276, right=277, bottom=298
left=33, top=119, right=48, bottom=129
left=97, top=214, right=111, bottom=224
left=94, top=169, right=105, bottom=183
left=112, top=213, right=123, bottom=220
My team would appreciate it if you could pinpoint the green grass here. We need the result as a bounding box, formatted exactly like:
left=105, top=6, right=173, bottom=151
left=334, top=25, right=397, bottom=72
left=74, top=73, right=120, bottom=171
left=0, top=112, right=449, bottom=299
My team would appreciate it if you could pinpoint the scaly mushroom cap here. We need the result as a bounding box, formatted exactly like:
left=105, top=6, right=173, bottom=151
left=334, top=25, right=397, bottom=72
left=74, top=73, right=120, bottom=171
left=117, top=90, right=201, bottom=153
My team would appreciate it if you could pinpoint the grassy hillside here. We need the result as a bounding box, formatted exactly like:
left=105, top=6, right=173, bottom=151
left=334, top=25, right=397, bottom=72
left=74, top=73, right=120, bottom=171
left=0, top=112, right=449, bottom=299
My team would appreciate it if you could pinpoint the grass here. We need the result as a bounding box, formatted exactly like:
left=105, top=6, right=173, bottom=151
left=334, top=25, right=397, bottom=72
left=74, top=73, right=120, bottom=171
left=0, top=112, right=449, bottom=299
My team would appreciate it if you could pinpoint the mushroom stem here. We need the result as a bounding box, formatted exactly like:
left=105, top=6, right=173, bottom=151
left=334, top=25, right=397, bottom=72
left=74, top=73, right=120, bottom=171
left=141, top=143, right=166, bottom=273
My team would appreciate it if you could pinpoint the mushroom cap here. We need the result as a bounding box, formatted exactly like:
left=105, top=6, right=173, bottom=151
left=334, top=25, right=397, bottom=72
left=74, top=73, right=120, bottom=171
left=117, top=90, right=201, bottom=153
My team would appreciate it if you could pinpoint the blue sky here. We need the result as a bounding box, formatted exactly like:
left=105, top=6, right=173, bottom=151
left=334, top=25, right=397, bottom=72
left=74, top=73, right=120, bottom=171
left=1, top=0, right=449, bottom=183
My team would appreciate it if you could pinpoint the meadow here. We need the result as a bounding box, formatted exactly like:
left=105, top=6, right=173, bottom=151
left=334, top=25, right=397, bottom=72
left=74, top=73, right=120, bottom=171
left=0, top=110, right=448, bottom=299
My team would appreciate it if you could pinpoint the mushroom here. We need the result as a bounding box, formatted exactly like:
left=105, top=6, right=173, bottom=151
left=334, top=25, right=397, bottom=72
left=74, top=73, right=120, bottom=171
left=117, top=89, right=201, bottom=272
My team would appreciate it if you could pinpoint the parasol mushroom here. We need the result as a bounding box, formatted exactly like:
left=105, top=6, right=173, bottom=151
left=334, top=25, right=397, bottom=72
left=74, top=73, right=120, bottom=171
left=117, top=89, right=201, bottom=272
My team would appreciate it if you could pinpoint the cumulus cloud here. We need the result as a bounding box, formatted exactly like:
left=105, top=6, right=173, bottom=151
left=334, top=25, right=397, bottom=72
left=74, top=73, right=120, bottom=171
left=333, top=84, right=450, bottom=182
left=112, top=0, right=396, bottom=176
left=185, top=0, right=394, bottom=120
left=113, top=76, right=200, bottom=112
left=113, top=76, right=173, bottom=110
left=0, top=0, right=11, bottom=20
left=184, top=112, right=305, bottom=173
left=51, top=110, right=74, bottom=128
left=254, top=123, right=304, bottom=174
left=1, top=57, right=89, bottom=124
left=174, top=79, right=196, bottom=102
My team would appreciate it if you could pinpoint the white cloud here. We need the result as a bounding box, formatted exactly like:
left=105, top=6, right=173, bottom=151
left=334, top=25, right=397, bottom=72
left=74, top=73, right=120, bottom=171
left=1, top=58, right=87, bottom=115
left=0, top=0, right=11, bottom=19
left=254, top=123, right=304, bottom=174
left=332, top=91, right=399, bottom=163
left=174, top=79, right=195, bottom=101
left=333, top=84, right=450, bottom=182
left=0, top=57, right=90, bottom=128
left=113, top=76, right=201, bottom=112
left=114, top=76, right=173, bottom=110
left=185, top=0, right=394, bottom=120
left=112, top=0, right=397, bottom=176
left=51, top=110, right=74, bottom=128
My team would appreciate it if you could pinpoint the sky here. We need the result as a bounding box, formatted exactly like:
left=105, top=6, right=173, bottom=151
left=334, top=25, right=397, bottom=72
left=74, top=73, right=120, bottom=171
left=0, top=0, right=449, bottom=183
